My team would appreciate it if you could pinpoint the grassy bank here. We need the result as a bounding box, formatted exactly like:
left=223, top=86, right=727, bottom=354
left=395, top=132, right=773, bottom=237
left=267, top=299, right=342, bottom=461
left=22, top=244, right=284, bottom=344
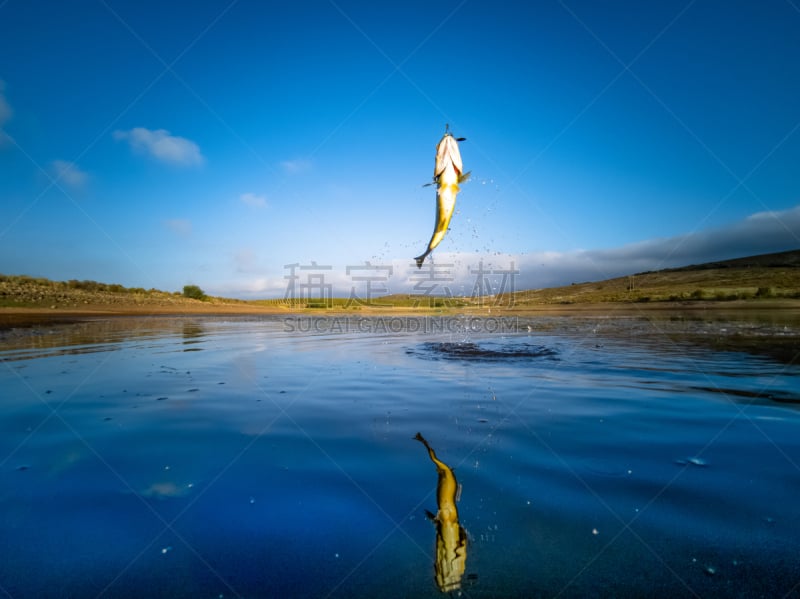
left=2, top=249, right=799, bottom=317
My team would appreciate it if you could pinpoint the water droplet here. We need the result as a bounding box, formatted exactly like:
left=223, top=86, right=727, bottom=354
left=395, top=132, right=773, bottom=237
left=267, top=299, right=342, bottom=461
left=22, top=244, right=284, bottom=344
left=161, top=546, right=172, bottom=554
left=592, top=528, right=599, bottom=535
left=249, top=497, right=256, bottom=504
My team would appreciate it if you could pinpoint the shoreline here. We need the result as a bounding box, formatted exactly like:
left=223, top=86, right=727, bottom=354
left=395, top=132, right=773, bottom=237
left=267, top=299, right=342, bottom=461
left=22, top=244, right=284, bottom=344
left=2, top=299, right=799, bottom=329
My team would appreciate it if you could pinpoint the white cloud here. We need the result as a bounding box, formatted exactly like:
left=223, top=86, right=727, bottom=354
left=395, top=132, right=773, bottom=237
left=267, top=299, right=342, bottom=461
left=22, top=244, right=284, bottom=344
left=206, top=276, right=287, bottom=300
left=354, top=204, right=800, bottom=296
left=240, top=192, right=267, bottom=208
left=164, top=218, right=192, bottom=237
left=206, top=204, right=800, bottom=299
left=114, top=127, right=204, bottom=166
left=279, top=158, right=311, bottom=174
left=50, top=160, right=88, bottom=189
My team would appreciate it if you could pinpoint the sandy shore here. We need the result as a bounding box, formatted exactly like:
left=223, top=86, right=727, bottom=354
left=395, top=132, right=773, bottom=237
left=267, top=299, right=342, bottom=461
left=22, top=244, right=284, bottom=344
left=2, top=299, right=799, bottom=330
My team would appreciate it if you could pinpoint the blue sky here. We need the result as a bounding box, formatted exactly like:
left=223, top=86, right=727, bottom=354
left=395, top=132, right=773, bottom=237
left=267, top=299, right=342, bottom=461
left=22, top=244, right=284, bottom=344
left=1, top=0, right=799, bottom=299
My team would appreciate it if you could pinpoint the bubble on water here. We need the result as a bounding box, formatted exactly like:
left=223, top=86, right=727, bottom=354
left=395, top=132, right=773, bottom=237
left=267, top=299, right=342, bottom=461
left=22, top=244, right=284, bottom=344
left=704, top=565, right=716, bottom=576
left=592, top=528, right=599, bottom=535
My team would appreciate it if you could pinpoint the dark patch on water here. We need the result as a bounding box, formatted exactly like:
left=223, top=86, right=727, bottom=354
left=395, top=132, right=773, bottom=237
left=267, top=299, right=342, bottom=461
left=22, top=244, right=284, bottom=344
left=408, top=341, right=559, bottom=361
left=690, top=385, right=800, bottom=405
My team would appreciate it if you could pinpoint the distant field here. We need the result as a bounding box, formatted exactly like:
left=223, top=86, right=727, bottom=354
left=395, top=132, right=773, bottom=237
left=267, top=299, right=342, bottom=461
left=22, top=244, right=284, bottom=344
left=2, top=249, right=799, bottom=314
left=499, top=263, right=800, bottom=306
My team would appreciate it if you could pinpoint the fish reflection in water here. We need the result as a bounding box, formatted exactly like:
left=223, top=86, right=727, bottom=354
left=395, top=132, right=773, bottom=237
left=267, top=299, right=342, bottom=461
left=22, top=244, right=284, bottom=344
left=415, top=432, right=468, bottom=593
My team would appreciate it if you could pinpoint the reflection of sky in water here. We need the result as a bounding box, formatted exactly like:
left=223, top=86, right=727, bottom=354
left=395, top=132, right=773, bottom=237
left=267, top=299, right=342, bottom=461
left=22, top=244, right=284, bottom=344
left=1, top=315, right=799, bottom=597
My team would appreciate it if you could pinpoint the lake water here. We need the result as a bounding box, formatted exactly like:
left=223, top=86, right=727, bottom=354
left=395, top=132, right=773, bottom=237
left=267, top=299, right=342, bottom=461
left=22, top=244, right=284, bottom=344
left=1, top=312, right=799, bottom=598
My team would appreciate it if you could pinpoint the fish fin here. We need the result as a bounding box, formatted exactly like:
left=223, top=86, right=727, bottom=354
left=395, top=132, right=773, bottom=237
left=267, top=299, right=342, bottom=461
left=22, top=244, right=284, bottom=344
left=414, top=253, right=426, bottom=268
left=423, top=174, right=441, bottom=187
left=424, top=509, right=436, bottom=522
left=458, top=171, right=471, bottom=184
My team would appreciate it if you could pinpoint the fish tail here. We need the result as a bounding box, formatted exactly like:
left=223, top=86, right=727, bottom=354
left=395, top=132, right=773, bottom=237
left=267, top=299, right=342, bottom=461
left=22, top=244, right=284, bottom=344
left=414, top=253, right=427, bottom=268
left=415, top=432, right=434, bottom=455
left=415, top=432, right=449, bottom=472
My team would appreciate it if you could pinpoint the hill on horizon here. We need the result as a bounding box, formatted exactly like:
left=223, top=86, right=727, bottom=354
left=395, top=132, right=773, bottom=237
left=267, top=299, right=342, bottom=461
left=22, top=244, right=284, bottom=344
left=495, top=248, right=800, bottom=306
left=655, top=248, right=800, bottom=272
left=2, top=248, right=799, bottom=309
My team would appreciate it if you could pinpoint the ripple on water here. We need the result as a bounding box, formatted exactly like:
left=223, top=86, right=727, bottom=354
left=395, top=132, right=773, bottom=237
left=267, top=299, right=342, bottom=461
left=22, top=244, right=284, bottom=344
left=406, top=340, right=559, bottom=361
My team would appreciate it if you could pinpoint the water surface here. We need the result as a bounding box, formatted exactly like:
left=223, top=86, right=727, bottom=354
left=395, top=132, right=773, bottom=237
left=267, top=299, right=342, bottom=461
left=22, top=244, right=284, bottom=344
left=1, top=313, right=799, bottom=598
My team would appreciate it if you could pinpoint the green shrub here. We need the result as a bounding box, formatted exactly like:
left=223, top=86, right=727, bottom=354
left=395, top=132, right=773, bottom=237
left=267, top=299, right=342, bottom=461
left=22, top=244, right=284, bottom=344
left=183, top=285, right=207, bottom=300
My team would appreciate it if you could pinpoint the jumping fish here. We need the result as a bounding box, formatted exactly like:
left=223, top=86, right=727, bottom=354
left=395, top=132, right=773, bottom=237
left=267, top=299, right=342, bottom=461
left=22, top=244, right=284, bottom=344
left=414, top=126, right=470, bottom=268
left=414, top=432, right=468, bottom=593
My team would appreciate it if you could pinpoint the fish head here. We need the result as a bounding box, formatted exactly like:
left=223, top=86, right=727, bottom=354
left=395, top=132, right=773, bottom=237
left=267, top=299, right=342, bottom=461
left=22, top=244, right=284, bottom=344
left=434, top=133, right=463, bottom=179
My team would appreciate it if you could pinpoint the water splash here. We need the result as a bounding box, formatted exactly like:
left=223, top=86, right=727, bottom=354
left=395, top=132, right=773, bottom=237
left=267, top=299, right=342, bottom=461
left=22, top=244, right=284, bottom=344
left=407, top=340, right=558, bottom=361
